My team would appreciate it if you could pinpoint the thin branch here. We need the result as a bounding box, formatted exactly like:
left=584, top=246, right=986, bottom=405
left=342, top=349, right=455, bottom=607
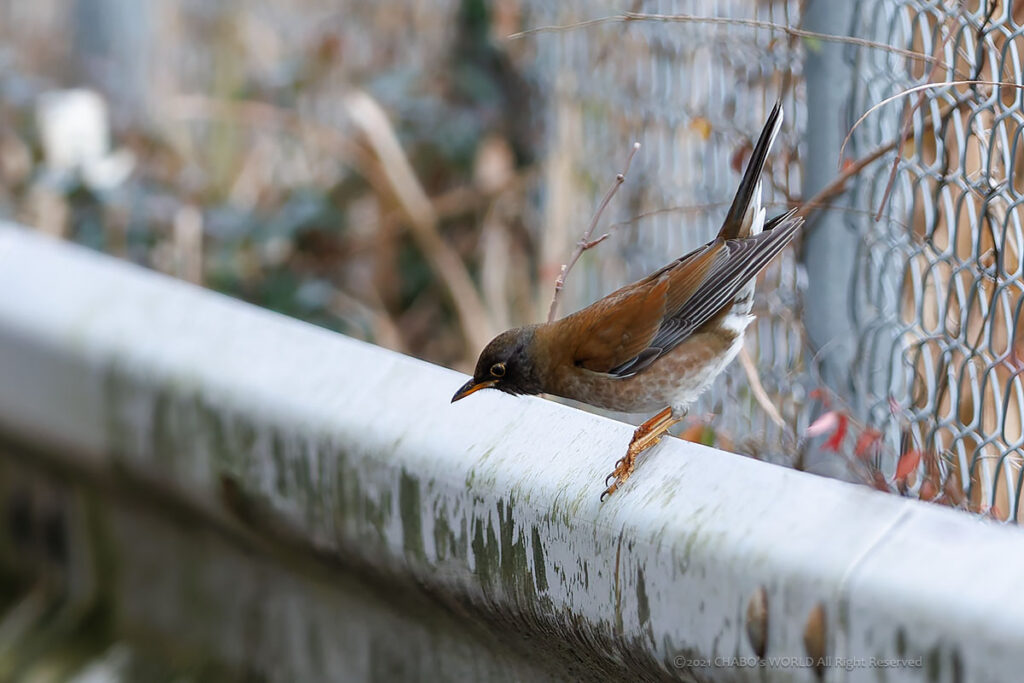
left=738, top=347, right=786, bottom=430
left=611, top=199, right=915, bottom=235
left=343, top=91, right=494, bottom=352
left=566, top=137, right=899, bottom=250
left=605, top=202, right=731, bottom=230
left=547, top=142, right=641, bottom=322
left=875, top=99, right=919, bottom=222
left=797, top=140, right=897, bottom=222
left=875, top=19, right=952, bottom=221
left=167, top=93, right=496, bottom=353
left=509, top=12, right=958, bottom=76
left=838, top=79, right=1024, bottom=165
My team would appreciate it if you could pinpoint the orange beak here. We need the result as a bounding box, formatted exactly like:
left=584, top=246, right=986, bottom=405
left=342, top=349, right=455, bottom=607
left=451, top=378, right=497, bottom=403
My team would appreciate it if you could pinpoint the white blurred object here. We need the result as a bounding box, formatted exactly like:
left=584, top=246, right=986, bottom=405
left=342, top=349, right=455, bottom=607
left=82, top=148, right=135, bottom=191
left=35, top=88, right=134, bottom=191
left=36, top=89, right=108, bottom=169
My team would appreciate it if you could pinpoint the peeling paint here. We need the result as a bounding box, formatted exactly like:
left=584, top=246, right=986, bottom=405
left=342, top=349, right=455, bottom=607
left=399, top=470, right=424, bottom=562
left=531, top=525, right=548, bottom=593
left=636, top=566, right=651, bottom=629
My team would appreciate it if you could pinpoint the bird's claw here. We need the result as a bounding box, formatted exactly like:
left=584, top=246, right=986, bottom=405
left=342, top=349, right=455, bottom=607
left=601, top=455, right=634, bottom=501
left=600, top=407, right=679, bottom=501
left=604, top=457, right=629, bottom=487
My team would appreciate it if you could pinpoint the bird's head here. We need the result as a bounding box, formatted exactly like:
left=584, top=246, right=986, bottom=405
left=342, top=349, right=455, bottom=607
left=451, top=326, right=543, bottom=402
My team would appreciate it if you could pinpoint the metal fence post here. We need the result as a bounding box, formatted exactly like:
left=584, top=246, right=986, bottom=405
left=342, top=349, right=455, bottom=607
left=801, top=0, right=860, bottom=392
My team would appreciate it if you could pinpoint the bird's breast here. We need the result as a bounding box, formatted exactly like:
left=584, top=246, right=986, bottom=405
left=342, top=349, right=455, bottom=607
left=545, top=321, right=749, bottom=414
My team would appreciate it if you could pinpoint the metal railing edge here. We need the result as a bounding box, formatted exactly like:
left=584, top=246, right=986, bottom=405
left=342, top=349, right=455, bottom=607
left=0, top=223, right=1021, bottom=682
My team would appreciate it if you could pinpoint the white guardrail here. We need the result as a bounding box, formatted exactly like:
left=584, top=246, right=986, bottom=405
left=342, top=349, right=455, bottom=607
left=0, top=222, right=1022, bottom=682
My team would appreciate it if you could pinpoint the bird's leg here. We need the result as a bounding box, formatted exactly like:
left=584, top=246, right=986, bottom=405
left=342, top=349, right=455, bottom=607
left=601, top=407, right=681, bottom=500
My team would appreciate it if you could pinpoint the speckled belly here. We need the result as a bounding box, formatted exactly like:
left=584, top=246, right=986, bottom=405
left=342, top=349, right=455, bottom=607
left=549, top=322, right=749, bottom=415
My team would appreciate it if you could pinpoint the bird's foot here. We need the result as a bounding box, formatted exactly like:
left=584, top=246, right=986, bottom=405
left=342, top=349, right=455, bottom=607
left=600, top=407, right=679, bottom=501
left=600, top=439, right=654, bottom=500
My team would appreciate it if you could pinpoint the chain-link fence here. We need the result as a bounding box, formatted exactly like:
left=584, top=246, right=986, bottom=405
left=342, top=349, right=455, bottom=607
left=522, top=0, right=1024, bottom=521
left=847, top=0, right=1024, bottom=520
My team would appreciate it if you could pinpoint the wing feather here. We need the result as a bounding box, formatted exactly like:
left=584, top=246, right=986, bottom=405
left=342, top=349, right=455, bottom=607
left=605, top=210, right=802, bottom=377
left=566, top=278, right=668, bottom=373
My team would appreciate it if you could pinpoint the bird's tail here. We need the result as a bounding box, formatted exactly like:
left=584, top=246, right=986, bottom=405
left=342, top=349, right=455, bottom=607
left=717, top=101, right=783, bottom=241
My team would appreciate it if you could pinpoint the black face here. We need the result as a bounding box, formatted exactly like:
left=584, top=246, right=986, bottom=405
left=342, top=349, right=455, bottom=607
left=451, top=327, right=542, bottom=402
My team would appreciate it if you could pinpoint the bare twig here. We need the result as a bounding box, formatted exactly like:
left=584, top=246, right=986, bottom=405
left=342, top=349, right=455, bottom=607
left=509, top=12, right=959, bottom=77
left=838, top=79, right=1024, bottom=164
left=167, top=93, right=495, bottom=353
left=611, top=200, right=915, bottom=235
left=797, top=140, right=897, bottom=223
left=605, top=202, right=732, bottom=231
left=582, top=134, right=904, bottom=241
left=875, top=23, right=952, bottom=221
left=547, top=141, right=641, bottom=322
left=738, top=347, right=786, bottom=429
left=343, top=91, right=493, bottom=352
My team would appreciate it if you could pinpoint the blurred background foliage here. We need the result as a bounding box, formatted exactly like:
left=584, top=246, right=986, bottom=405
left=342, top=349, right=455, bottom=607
left=0, top=0, right=540, bottom=370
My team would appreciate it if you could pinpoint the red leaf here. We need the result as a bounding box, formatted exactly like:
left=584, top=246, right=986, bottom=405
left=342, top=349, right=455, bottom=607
left=943, top=478, right=966, bottom=506
left=918, top=478, right=939, bottom=501
left=870, top=469, right=890, bottom=492
left=806, top=411, right=838, bottom=437
left=823, top=414, right=849, bottom=452
left=854, top=428, right=882, bottom=459
left=895, top=449, right=923, bottom=480
left=841, top=157, right=854, bottom=172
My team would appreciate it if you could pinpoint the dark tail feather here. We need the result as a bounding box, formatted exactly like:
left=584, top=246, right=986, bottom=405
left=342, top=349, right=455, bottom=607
left=718, top=101, right=783, bottom=240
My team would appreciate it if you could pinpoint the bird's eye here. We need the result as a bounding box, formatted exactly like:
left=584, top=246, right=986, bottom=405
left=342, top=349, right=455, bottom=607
left=490, top=362, right=506, bottom=377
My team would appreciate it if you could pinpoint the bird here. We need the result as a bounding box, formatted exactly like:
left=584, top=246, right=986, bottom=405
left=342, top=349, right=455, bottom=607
left=452, top=102, right=802, bottom=500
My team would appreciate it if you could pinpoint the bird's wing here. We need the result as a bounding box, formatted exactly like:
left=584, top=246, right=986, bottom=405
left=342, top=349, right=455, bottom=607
left=604, top=210, right=803, bottom=377
left=563, top=277, right=669, bottom=374
left=560, top=243, right=720, bottom=373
